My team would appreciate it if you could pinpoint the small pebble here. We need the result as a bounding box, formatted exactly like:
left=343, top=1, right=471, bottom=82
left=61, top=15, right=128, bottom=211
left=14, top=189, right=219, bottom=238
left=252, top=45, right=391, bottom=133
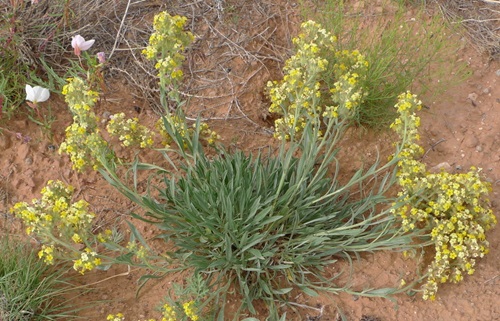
left=476, top=145, right=483, bottom=152
left=430, top=162, right=452, bottom=173
left=467, top=92, right=478, bottom=103
left=496, top=69, right=500, bottom=77
left=0, top=136, right=10, bottom=149
left=455, top=165, right=462, bottom=171
left=101, top=111, right=111, bottom=123
left=25, top=157, right=33, bottom=165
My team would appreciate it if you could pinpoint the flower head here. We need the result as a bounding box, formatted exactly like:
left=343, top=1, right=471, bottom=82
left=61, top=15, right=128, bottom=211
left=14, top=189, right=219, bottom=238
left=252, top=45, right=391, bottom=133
left=71, top=35, right=95, bottom=56
left=96, top=52, right=106, bottom=64
left=25, top=85, right=50, bottom=104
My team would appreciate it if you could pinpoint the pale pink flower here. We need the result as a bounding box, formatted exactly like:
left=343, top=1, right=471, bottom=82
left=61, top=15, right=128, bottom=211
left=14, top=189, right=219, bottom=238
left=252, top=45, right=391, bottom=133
left=96, top=52, right=106, bottom=64
left=71, top=35, right=95, bottom=56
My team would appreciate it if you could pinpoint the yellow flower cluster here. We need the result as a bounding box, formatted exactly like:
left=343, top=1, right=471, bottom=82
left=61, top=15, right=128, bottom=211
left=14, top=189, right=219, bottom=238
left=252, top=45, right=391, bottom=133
left=390, top=92, right=424, bottom=190
left=107, top=302, right=191, bottom=321
left=142, top=11, right=194, bottom=99
left=73, top=247, right=102, bottom=274
left=106, top=313, right=125, bottom=321
left=183, top=300, right=199, bottom=321
left=199, top=122, right=219, bottom=146
left=10, top=180, right=110, bottom=273
left=156, top=115, right=219, bottom=148
left=267, top=21, right=333, bottom=140
left=126, top=241, right=148, bottom=262
left=156, top=115, right=186, bottom=146
left=328, top=50, right=369, bottom=119
left=390, top=92, right=497, bottom=300
left=267, top=20, right=368, bottom=140
left=11, top=180, right=94, bottom=241
left=59, top=77, right=110, bottom=171
left=38, top=244, right=55, bottom=265
left=107, top=113, right=155, bottom=148
left=162, top=304, right=177, bottom=321
left=97, top=229, right=113, bottom=243
left=134, top=304, right=178, bottom=321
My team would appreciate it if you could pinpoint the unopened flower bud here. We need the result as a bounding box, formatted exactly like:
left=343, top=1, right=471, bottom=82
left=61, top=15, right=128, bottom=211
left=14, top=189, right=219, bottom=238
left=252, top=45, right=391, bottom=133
left=97, top=52, right=106, bottom=64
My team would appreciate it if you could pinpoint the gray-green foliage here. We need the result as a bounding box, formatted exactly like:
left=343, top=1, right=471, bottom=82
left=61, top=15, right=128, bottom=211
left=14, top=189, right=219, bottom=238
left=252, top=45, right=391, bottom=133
left=99, top=108, right=422, bottom=319
left=96, top=10, right=427, bottom=320
left=0, top=237, right=77, bottom=321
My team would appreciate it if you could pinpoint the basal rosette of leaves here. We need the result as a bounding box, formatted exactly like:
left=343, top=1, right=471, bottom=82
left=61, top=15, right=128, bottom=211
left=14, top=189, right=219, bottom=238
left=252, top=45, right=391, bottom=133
left=390, top=92, right=497, bottom=300
left=95, top=16, right=429, bottom=320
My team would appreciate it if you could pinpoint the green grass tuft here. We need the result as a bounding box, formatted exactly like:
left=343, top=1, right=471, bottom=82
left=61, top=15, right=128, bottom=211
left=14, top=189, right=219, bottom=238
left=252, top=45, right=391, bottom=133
left=0, top=236, right=81, bottom=321
left=300, top=0, right=469, bottom=127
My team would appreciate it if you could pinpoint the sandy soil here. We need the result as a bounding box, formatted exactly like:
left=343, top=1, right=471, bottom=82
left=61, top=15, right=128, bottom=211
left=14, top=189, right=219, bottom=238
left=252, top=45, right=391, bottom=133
left=0, top=1, right=499, bottom=320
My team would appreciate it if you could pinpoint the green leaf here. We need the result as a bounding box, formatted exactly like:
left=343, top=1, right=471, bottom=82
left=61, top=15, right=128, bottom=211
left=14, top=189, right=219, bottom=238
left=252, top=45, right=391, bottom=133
left=300, top=286, right=319, bottom=297
left=115, top=252, right=134, bottom=264
left=272, top=287, right=293, bottom=295
left=248, top=248, right=265, bottom=260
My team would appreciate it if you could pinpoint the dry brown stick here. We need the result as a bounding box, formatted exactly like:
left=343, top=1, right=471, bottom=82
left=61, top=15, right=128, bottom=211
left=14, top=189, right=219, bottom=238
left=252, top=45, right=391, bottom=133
left=459, top=18, right=500, bottom=23
left=109, top=0, right=131, bottom=60
left=422, top=138, right=446, bottom=159
left=202, top=16, right=262, bottom=63
left=484, top=275, right=499, bottom=283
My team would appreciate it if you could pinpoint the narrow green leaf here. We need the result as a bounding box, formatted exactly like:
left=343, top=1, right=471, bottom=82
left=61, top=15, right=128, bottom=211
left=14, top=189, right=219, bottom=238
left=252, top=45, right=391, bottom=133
left=248, top=248, right=264, bottom=260
left=300, top=286, right=319, bottom=297
left=272, top=287, right=293, bottom=295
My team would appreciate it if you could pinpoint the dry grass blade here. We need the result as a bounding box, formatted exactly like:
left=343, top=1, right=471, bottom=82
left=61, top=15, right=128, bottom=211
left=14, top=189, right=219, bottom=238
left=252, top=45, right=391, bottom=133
left=435, top=0, right=500, bottom=59
left=8, top=0, right=296, bottom=132
left=176, top=0, right=294, bottom=129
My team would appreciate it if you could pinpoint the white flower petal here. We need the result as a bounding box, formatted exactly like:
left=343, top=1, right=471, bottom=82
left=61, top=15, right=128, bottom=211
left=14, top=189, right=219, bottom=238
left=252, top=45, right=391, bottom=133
left=36, top=87, right=50, bottom=102
left=71, top=35, right=84, bottom=48
left=28, top=86, right=50, bottom=103
left=79, top=39, right=95, bottom=51
left=33, top=86, right=43, bottom=101
left=25, top=84, right=35, bottom=102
